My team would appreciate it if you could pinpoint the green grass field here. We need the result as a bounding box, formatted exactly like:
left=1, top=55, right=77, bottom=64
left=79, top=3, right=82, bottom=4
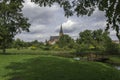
left=0, top=49, right=75, bottom=58
left=0, top=55, right=120, bottom=80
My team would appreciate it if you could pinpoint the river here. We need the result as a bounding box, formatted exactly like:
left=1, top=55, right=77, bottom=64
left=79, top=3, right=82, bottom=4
left=115, top=66, right=120, bottom=70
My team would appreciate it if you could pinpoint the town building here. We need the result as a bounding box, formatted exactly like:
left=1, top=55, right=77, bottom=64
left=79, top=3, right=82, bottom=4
left=48, top=25, right=64, bottom=45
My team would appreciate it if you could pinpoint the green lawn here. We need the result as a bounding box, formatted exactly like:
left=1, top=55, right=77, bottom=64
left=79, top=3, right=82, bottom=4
left=0, top=55, right=120, bottom=80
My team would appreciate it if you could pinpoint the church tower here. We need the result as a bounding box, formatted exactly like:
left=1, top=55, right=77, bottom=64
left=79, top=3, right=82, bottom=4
left=59, top=25, right=63, bottom=36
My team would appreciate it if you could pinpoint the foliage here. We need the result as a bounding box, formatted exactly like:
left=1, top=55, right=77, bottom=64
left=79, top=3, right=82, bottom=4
left=105, top=42, right=119, bottom=54
left=29, top=46, right=37, bottom=50
left=92, top=29, right=105, bottom=50
left=31, top=0, right=73, bottom=17
left=57, top=34, right=75, bottom=49
left=31, top=40, right=41, bottom=47
left=76, top=29, right=113, bottom=54
left=77, top=30, right=93, bottom=47
left=0, top=0, right=30, bottom=53
left=11, top=39, right=47, bottom=50
left=42, top=46, right=50, bottom=50
left=12, top=38, right=25, bottom=50
left=77, top=43, right=90, bottom=52
left=50, top=44, right=62, bottom=51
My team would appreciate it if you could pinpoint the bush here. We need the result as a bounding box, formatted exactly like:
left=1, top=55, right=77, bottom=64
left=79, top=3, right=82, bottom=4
left=51, top=45, right=60, bottom=50
left=76, top=43, right=91, bottom=53
left=29, top=46, right=37, bottom=50
left=105, top=42, right=119, bottom=54
left=42, top=46, right=50, bottom=50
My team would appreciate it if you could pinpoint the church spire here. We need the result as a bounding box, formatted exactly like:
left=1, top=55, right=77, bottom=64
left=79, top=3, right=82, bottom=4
left=59, top=25, right=63, bottom=36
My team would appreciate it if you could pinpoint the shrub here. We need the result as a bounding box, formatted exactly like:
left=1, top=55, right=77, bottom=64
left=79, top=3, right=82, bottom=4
left=43, top=46, right=50, bottom=50
left=105, top=42, right=119, bottom=54
left=29, top=46, right=37, bottom=50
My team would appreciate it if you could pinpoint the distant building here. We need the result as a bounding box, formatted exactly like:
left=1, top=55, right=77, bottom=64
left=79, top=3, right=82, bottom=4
left=48, top=25, right=63, bottom=45
left=112, top=40, right=119, bottom=44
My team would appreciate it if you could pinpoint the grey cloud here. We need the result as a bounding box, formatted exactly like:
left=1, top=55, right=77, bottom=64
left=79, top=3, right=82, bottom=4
left=15, top=1, right=117, bottom=42
left=23, top=7, right=55, bottom=25
left=55, top=19, right=79, bottom=33
left=22, top=2, right=62, bottom=26
left=63, top=27, right=77, bottom=33
left=55, top=27, right=77, bottom=33
left=15, top=33, right=50, bottom=42
left=28, top=29, right=45, bottom=34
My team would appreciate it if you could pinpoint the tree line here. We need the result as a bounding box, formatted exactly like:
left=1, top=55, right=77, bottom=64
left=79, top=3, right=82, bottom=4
left=57, top=29, right=120, bottom=55
left=3, top=29, right=120, bottom=55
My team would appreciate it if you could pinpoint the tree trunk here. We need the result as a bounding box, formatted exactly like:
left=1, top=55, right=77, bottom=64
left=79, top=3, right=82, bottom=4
left=2, top=48, right=6, bottom=54
left=2, top=42, right=6, bottom=54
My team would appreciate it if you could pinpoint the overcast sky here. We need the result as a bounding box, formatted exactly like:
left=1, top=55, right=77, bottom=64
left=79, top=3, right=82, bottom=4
left=15, top=0, right=118, bottom=42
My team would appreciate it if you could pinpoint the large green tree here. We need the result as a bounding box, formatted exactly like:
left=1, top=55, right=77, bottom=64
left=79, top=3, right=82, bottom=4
left=76, top=30, right=93, bottom=51
left=77, top=29, right=111, bottom=51
left=32, top=0, right=120, bottom=42
left=0, top=0, right=30, bottom=53
left=57, top=34, right=74, bottom=49
left=78, top=30, right=93, bottom=45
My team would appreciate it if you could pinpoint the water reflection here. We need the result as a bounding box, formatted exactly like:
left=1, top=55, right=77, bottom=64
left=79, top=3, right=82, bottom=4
left=115, top=66, right=120, bottom=70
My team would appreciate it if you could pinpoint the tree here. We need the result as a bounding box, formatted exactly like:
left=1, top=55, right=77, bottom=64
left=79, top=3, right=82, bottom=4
left=57, top=34, right=74, bottom=49
left=0, top=0, right=30, bottom=53
left=79, top=30, right=93, bottom=46
left=12, top=38, right=25, bottom=50
left=77, top=29, right=112, bottom=51
left=32, top=0, right=120, bottom=41
left=31, top=40, right=44, bottom=48
left=76, top=30, right=94, bottom=52
left=103, top=36, right=119, bottom=54
left=92, top=29, right=105, bottom=50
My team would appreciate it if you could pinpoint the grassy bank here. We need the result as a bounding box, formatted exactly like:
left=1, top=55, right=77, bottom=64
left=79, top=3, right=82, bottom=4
left=106, top=55, right=120, bottom=66
left=0, top=48, right=75, bottom=57
left=0, top=55, right=120, bottom=80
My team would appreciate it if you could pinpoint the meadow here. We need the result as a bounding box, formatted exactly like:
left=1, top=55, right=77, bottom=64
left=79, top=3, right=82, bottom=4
left=0, top=55, right=120, bottom=80
left=0, top=48, right=76, bottom=57
left=0, top=48, right=120, bottom=80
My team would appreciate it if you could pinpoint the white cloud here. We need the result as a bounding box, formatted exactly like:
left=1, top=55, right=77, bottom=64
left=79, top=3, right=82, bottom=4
left=110, top=30, right=116, bottom=35
left=23, top=0, right=37, bottom=8
left=55, top=19, right=78, bottom=33
left=15, top=32, right=50, bottom=42
left=63, top=20, right=77, bottom=29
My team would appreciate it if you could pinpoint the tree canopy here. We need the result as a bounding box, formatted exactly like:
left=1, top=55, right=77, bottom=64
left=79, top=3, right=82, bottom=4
left=31, top=0, right=120, bottom=40
left=57, top=34, right=74, bottom=48
left=76, top=29, right=112, bottom=51
left=0, top=0, right=30, bottom=53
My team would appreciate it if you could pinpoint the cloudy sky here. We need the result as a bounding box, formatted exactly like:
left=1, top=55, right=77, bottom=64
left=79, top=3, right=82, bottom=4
left=15, top=0, right=118, bottom=42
